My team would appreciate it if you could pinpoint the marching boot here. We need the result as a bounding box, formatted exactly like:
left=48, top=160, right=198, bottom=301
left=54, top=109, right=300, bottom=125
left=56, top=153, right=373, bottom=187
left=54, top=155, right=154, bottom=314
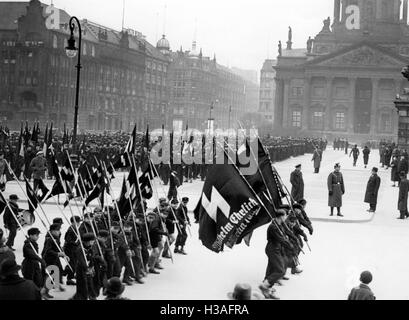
left=291, top=267, right=303, bottom=275
left=155, top=263, right=164, bottom=270
left=258, top=281, right=272, bottom=299
left=162, top=250, right=172, bottom=259
left=282, top=275, right=290, bottom=281
left=123, top=278, right=134, bottom=286
left=174, top=246, right=180, bottom=254
left=275, top=280, right=283, bottom=286
left=179, top=246, right=187, bottom=255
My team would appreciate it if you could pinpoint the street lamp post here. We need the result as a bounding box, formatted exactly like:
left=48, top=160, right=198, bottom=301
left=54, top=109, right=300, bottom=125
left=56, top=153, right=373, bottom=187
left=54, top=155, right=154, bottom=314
left=65, top=16, right=82, bottom=153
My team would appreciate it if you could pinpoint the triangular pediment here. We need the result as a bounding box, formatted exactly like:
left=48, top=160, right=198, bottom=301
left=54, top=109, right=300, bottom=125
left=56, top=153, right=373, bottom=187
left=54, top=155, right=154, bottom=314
left=306, top=43, right=408, bottom=68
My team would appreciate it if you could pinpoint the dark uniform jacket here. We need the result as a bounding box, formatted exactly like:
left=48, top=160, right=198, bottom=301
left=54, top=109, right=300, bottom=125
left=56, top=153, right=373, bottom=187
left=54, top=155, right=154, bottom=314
left=64, top=226, right=80, bottom=256
left=364, top=174, right=381, bottom=205
left=3, top=202, right=21, bottom=228
left=290, top=170, right=304, bottom=202
left=176, top=205, right=190, bottom=224
left=22, top=239, right=45, bottom=288
left=398, top=178, right=409, bottom=212
left=148, top=214, right=168, bottom=248
left=266, top=222, right=292, bottom=253
left=41, top=234, right=62, bottom=267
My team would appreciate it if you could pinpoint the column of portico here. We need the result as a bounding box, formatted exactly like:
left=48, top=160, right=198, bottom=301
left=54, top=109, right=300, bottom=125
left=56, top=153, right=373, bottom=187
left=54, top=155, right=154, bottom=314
left=348, top=77, right=357, bottom=134
left=302, top=77, right=311, bottom=130
left=369, top=78, right=380, bottom=136
left=324, top=76, right=334, bottom=131
left=282, top=79, right=290, bottom=128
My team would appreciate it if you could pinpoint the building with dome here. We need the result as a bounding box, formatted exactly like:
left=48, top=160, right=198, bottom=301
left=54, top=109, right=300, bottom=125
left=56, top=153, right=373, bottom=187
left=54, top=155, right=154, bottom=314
left=273, top=0, right=409, bottom=142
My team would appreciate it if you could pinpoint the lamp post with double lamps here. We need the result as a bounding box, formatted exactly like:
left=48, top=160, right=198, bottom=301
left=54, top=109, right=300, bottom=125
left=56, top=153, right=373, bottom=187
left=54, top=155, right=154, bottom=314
left=65, top=16, right=82, bottom=153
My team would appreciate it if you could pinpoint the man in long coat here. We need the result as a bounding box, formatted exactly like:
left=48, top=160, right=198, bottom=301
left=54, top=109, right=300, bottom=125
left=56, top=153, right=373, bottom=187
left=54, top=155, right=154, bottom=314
left=364, top=168, right=381, bottom=213
left=327, top=163, right=345, bottom=217
left=398, top=171, right=409, bottom=220
left=350, top=145, right=360, bottom=167
left=312, top=147, right=321, bottom=174
left=362, top=146, right=370, bottom=169
left=290, top=164, right=304, bottom=202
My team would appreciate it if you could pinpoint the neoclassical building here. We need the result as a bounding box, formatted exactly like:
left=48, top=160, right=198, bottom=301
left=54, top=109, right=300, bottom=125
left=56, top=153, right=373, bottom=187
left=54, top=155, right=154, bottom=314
left=274, top=0, right=409, bottom=141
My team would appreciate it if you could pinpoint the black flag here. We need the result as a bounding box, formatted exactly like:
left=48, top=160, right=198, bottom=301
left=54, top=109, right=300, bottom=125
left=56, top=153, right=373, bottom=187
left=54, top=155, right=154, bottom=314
left=0, top=191, right=7, bottom=215
left=25, top=179, right=38, bottom=213
left=194, top=163, right=261, bottom=253
left=139, top=164, right=156, bottom=199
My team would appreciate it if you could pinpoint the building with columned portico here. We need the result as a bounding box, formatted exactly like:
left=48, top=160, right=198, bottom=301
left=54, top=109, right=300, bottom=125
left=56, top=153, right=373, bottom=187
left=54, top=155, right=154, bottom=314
left=274, top=0, right=409, bottom=142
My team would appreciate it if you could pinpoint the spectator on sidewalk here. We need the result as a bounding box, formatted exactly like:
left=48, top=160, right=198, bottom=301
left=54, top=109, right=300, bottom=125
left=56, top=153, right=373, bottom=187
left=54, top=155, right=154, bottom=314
left=348, top=271, right=376, bottom=300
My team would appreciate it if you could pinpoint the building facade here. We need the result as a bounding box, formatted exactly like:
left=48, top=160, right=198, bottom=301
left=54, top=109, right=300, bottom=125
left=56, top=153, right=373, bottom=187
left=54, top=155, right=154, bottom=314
left=0, top=0, right=250, bottom=134
left=0, top=0, right=169, bottom=132
left=259, top=59, right=277, bottom=124
left=167, top=48, right=246, bottom=131
left=274, top=0, right=409, bottom=142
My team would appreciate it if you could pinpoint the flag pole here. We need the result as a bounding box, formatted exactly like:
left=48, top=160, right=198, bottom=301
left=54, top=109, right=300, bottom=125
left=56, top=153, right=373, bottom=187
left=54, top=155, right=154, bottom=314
left=130, top=154, right=152, bottom=247
left=65, top=151, right=104, bottom=257
left=101, top=161, right=136, bottom=275
left=147, top=159, right=174, bottom=264
left=4, top=163, right=73, bottom=271
left=0, top=191, right=55, bottom=284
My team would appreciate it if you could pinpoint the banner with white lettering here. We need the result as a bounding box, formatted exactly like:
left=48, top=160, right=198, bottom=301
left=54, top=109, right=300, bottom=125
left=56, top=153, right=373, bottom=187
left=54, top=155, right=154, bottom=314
left=195, top=164, right=261, bottom=253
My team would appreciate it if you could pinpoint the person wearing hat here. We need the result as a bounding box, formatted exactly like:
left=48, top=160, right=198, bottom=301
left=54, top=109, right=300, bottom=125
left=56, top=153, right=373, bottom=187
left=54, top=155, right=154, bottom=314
left=349, top=144, right=360, bottom=167
left=362, top=146, right=371, bottom=169
left=364, top=168, right=381, bottom=213
left=312, top=146, right=322, bottom=174
left=120, top=222, right=138, bottom=286
left=72, top=233, right=100, bottom=300
left=78, top=213, right=96, bottom=238
left=227, top=283, right=263, bottom=300
left=162, top=199, right=178, bottom=259
left=0, top=259, right=41, bottom=300
left=348, top=271, right=375, bottom=300
left=283, top=213, right=306, bottom=276
left=327, top=163, right=345, bottom=217
left=398, top=171, right=409, bottom=219
left=3, top=194, right=23, bottom=251
left=290, top=164, right=304, bottom=202
left=175, top=197, right=190, bottom=255
left=30, top=150, right=48, bottom=199
left=63, top=216, right=82, bottom=286
left=104, top=277, right=129, bottom=300
left=106, top=221, right=128, bottom=279
left=259, top=209, right=294, bottom=300
left=21, top=228, right=49, bottom=299
left=292, top=203, right=313, bottom=236
left=0, top=228, right=15, bottom=267
left=95, top=229, right=110, bottom=291
left=133, top=214, right=150, bottom=276
left=41, top=224, right=69, bottom=293
left=147, top=211, right=168, bottom=274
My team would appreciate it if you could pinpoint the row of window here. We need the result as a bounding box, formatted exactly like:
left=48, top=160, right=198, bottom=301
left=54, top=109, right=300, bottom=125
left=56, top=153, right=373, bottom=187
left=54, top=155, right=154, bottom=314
left=290, top=111, right=392, bottom=132
left=146, top=60, right=167, bottom=73
left=290, top=85, right=397, bottom=99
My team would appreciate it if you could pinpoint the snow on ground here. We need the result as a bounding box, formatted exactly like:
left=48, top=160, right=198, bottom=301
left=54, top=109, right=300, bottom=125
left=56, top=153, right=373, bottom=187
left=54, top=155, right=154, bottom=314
left=1, top=148, right=407, bottom=300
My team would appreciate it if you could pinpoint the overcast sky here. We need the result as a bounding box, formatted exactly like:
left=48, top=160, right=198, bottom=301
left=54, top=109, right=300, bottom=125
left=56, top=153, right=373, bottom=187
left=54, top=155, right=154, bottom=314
left=15, top=0, right=333, bottom=71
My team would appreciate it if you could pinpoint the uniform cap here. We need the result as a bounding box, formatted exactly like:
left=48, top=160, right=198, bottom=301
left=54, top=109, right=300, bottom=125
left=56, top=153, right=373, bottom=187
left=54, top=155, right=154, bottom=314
left=82, top=233, right=96, bottom=242
left=27, top=228, right=41, bottom=236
